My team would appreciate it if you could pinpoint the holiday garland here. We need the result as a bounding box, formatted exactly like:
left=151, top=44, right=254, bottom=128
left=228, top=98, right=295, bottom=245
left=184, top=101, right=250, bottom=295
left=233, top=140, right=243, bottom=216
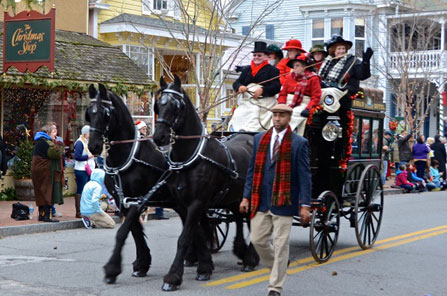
left=339, top=109, right=354, bottom=171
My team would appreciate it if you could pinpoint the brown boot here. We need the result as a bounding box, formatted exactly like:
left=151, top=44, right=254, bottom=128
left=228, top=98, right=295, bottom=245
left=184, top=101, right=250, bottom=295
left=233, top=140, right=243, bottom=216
left=75, top=194, right=82, bottom=218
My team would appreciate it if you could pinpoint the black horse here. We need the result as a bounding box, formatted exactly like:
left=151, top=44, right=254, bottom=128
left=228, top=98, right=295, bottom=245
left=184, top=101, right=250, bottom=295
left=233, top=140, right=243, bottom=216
left=85, top=84, right=170, bottom=284
left=153, top=76, right=259, bottom=291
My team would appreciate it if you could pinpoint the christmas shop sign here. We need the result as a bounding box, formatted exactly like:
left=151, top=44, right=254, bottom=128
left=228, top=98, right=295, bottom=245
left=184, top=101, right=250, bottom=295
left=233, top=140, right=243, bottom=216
left=3, top=9, right=55, bottom=73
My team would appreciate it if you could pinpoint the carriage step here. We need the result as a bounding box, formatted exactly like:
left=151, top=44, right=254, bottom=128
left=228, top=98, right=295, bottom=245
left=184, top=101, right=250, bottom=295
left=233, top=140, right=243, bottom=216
left=123, top=197, right=143, bottom=208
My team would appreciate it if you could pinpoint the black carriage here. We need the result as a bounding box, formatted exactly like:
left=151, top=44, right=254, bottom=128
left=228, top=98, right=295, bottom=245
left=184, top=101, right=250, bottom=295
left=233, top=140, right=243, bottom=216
left=208, top=87, right=386, bottom=263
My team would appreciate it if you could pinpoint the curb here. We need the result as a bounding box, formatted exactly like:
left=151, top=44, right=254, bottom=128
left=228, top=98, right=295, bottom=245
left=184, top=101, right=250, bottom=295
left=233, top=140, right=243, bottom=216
left=384, top=188, right=404, bottom=195
left=0, top=211, right=177, bottom=238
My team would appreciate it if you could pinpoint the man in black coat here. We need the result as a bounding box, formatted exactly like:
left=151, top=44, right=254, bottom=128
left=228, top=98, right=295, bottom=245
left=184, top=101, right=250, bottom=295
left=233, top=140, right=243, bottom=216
left=233, top=41, right=281, bottom=99
left=430, top=134, right=447, bottom=178
left=0, top=135, right=8, bottom=178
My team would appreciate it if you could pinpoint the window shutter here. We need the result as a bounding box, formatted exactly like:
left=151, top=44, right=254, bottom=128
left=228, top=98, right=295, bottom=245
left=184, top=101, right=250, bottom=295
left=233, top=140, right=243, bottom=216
left=242, top=26, right=251, bottom=36
left=266, top=24, right=274, bottom=40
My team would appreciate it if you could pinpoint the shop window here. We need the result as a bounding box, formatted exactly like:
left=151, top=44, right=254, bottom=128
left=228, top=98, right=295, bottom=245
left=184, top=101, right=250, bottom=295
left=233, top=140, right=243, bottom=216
left=331, top=18, right=343, bottom=36
left=312, top=19, right=325, bottom=47
left=355, top=18, right=365, bottom=57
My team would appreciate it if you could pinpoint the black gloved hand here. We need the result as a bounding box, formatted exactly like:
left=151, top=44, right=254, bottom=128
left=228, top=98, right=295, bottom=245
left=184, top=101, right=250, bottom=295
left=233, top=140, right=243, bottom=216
left=300, top=109, right=310, bottom=118
left=362, top=47, right=374, bottom=63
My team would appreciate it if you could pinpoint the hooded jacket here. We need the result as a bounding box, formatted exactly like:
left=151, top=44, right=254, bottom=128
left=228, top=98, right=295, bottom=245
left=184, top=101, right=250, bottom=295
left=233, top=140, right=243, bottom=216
left=395, top=170, right=413, bottom=186
left=80, top=169, right=105, bottom=216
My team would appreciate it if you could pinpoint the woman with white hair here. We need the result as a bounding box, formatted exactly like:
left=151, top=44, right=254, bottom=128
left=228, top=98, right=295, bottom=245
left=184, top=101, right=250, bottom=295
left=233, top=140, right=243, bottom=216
left=74, top=125, right=95, bottom=218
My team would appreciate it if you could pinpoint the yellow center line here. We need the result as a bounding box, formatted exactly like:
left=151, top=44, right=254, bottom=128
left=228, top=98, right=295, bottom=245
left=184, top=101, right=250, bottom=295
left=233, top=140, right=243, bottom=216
left=205, top=225, right=447, bottom=288
left=226, top=229, right=447, bottom=290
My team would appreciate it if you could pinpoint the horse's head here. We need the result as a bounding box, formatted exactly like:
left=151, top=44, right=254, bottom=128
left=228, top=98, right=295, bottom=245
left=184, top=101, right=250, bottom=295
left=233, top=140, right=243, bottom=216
left=85, top=83, right=115, bottom=155
left=153, top=75, right=186, bottom=147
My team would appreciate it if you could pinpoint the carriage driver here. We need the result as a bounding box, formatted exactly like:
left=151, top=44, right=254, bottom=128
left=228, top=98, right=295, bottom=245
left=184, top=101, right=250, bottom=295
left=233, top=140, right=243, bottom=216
left=228, top=41, right=281, bottom=132
left=240, top=104, right=311, bottom=296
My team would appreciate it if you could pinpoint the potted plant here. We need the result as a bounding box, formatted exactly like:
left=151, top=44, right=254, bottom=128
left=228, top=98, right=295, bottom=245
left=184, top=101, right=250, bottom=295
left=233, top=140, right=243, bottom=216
left=10, top=132, right=34, bottom=201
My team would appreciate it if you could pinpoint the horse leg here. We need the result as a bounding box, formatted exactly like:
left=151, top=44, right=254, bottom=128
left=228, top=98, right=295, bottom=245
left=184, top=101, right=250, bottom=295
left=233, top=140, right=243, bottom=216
left=231, top=207, right=248, bottom=262
left=162, top=201, right=203, bottom=292
left=130, top=216, right=152, bottom=277
left=242, top=217, right=260, bottom=272
left=103, top=207, right=140, bottom=284
left=195, top=217, right=214, bottom=281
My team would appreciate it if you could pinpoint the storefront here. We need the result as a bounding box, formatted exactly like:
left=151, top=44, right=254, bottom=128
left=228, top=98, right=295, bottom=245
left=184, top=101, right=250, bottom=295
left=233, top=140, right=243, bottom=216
left=0, top=23, right=154, bottom=194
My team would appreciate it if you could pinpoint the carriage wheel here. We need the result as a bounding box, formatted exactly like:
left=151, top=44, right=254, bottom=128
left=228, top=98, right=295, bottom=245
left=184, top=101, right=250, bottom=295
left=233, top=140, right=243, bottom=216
left=206, top=209, right=230, bottom=253
left=354, top=164, right=384, bottom=249
left=344, top=163, right=365, bottom=197
left=309, top=191, right=340, bottom=263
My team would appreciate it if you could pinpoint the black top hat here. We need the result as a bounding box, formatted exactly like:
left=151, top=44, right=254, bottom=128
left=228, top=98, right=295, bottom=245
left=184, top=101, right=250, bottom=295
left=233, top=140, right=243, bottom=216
left=252, top=41, right=270, bottom=53
left=325, top=34, right=353, bottom=51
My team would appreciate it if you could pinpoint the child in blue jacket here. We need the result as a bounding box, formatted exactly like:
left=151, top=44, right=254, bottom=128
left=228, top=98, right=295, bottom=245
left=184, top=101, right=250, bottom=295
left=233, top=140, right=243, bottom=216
left=80, top=169, right=116, bottom=229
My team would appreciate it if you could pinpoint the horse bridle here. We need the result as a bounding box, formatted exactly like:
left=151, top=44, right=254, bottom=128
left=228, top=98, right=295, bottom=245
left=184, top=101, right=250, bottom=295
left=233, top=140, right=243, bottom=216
left=156, top=88, right=185, bottom=130
left=86, top=94, right=115, bottom=137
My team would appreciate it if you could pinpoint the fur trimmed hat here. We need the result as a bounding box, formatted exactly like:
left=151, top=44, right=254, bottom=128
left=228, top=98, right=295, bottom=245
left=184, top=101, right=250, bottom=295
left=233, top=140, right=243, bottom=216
left=136, top=120, right=147, bottom=130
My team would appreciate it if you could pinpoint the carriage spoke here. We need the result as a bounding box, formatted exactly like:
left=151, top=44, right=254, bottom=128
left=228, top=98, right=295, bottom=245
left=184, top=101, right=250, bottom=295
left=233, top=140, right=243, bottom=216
left=371, top=212, right=380, bottom=223
left=324, top=236, right=329, bottom=257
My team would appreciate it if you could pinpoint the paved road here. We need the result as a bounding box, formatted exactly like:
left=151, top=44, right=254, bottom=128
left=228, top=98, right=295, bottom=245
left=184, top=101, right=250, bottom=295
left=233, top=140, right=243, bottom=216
left=0, top=191, right=446, bottom=296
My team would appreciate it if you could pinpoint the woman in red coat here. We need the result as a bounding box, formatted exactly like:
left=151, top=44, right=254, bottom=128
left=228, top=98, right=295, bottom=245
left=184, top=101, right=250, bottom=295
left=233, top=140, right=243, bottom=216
left=277, top=53, right=321, bottom=135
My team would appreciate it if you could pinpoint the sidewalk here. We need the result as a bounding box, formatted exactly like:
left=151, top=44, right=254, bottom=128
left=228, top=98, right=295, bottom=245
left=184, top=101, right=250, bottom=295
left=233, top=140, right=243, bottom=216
left=0, top=196, right=175, bottom=238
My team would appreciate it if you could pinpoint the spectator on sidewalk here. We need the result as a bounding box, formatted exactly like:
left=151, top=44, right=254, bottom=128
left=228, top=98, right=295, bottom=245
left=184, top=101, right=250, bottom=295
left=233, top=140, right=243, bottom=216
left=391, top=134, right=400, bottom=174
left=397, top=131, right=413, bottom=168
left=412, top=135, right=430, bottom=179
left=382, top=131, right=392, bottom=186
left=406, top=164, right=426, bottom=192
left=430, top=134, right=447, bottom=179
left=395, top=164, right=415, bottom=193
left=429, top=159, right=447, bottom=190
left=0, top=134, right=8, bottom=179
left=80, top=168, right=116, bottom=229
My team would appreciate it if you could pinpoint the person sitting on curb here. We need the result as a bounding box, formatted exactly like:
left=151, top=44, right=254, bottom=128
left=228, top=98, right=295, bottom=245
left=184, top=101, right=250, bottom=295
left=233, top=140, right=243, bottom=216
left=406, top=164, right=426, bottom=192
left=429, top=159, right=447, bottom=190
left=80, top=169, right=116, bottom=229
left=395, top=164, right=415, bottom=193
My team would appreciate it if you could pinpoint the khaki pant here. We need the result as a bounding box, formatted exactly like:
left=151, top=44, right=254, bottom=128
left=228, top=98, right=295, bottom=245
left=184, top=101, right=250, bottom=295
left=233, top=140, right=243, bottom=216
left=250, top=210, right=293, bottom=294
left=89, top=212, right=116, bottom=229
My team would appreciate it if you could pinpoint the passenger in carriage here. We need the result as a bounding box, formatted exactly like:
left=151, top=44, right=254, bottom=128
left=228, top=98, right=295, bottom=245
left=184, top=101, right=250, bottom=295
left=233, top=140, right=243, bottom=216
left=229, top=41, right=281, bottom=132
left=318, top=34, right=373, bottom=154
left=309, top=44, right=327, bottom=72
left=267, top=44, right=284, bottom=67
left=277, top=53, right=321, bottom=134
left=276, top=39, right=307, bottom=85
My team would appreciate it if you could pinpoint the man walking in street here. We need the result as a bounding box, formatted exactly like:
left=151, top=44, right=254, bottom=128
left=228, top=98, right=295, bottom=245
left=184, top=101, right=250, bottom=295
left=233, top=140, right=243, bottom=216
left=240, top=104, right=311, bottom=296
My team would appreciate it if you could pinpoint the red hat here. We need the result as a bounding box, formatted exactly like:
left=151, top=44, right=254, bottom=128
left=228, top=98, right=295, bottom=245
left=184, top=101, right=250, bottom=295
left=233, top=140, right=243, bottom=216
left=286, top=53, right=311, bottom=68
left=282, top=39, right=307, bottom=53
left=136, top=120, right=147, bottom=130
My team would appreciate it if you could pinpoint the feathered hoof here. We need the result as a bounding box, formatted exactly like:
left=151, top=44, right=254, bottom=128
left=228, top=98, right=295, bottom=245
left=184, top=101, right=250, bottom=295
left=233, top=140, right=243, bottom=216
left=183, top=259, right=197, bottom=267
left=241, top=265, right=256, bottom=272
left=195, top=273, right=211, bottom=281
left=162, top=283, right=178, bottom=292
left=104, top=276, right=116, bottom=284
left=131, top=271, right=147, bottom=277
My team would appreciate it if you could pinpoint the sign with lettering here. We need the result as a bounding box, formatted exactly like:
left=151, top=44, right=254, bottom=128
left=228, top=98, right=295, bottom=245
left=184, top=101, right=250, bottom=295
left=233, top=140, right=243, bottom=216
left=3, top=9, right=55, bottom=73
left=352, top=87, right=386, bottom=112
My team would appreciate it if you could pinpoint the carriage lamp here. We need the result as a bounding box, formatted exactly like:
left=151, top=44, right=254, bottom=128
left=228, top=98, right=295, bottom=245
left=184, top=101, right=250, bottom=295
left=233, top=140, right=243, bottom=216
left=322, top=116, right=342, bottom=142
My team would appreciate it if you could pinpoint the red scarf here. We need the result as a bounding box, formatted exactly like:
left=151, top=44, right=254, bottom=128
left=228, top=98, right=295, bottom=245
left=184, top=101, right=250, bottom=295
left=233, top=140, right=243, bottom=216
left=289, top=71, right=317, bottom=108
left=250, top=126, right=292, bottom=219
left=251, top=60, right=269, bottom=77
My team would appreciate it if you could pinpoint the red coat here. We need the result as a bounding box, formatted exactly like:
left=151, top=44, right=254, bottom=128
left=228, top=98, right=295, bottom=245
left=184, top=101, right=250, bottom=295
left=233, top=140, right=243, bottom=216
left=276, top=58, right=291, bottom=85
left=277, top=72, right=322, bottom=111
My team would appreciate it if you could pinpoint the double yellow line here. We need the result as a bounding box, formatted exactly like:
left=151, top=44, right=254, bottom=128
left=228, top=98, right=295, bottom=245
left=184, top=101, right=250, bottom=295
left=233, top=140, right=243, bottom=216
left=205, top=225, right=447, bottom=290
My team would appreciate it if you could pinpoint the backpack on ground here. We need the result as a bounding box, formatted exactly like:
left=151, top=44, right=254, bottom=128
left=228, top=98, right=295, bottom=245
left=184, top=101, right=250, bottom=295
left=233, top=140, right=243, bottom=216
left=11, top=202, right=30, bottom=221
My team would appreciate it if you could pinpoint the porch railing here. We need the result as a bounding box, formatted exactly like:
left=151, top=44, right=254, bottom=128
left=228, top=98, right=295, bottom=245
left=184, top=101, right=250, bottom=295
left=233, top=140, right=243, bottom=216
left=389, top=50, right=444, bottom=72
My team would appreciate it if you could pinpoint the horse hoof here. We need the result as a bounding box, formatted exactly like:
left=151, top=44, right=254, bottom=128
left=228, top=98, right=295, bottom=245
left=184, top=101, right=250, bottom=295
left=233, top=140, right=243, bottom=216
left=132, top=271, right=147, bottom=277
left=162, top=283, right=178, bottom=292
left=104, top=276, right=116, bottom=284
left=183, top=259, right=197, bottom=267
left=196, top=273, right=211, bottom=281
left=241, top=265, right=255, bottom=272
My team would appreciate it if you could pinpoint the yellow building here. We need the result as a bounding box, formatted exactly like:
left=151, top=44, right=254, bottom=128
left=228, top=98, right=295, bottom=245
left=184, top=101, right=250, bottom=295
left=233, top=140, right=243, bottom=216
left=90, top=0, right=242, bottom=130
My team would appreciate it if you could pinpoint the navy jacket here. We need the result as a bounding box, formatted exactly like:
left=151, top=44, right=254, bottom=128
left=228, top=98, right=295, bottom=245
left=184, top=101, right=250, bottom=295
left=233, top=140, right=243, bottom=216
left=233, top=64, right=281, bottom=97
left=243, top=131, right=312, bottom=216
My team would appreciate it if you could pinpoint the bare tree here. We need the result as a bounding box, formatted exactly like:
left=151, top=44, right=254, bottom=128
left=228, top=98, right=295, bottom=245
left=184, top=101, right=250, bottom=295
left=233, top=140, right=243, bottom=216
left=139, top=0, right=284, bottom=123
left=371, top=1, right=447, bottom=135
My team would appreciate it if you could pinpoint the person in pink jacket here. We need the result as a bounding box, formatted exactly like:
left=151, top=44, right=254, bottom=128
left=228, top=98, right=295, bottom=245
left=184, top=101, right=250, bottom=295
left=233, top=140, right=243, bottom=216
left=395, top=164, right=415, bottom=193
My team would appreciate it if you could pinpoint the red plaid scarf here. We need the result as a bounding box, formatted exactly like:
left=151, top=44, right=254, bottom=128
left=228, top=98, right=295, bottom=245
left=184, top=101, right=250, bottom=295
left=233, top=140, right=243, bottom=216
left=250, top=126, right=292, bottom=219
left=289, top=71, right=317, bottom=108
